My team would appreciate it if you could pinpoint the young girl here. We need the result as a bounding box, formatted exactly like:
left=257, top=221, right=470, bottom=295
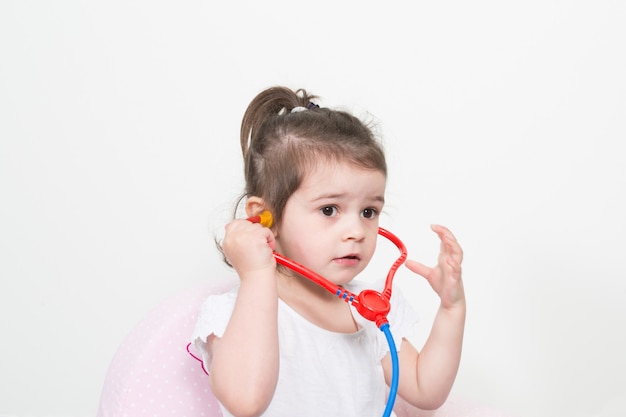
left=192, top=86, right=466, bottom=417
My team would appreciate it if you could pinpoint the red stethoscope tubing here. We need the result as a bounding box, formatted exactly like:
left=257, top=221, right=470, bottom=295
left=252, top=218, right=408, bottom=326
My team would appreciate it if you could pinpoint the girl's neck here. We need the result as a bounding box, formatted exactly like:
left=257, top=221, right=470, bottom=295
left=276, top=270, right=359, bottom=333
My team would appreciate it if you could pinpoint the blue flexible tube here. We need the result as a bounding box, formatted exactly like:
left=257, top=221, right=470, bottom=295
left=380, top=323, right=399, bottom=417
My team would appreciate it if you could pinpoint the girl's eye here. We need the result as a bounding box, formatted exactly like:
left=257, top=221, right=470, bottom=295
left=361, top=208, right=378, bottom=219
left=320, top=206, right=338, bottom=217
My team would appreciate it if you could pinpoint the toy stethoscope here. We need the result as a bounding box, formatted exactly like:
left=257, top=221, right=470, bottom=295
left=188, top=210, right=408, bottom=417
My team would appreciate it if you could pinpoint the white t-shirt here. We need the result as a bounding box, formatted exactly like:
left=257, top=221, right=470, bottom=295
left=191, top=280, right=418, bottom=417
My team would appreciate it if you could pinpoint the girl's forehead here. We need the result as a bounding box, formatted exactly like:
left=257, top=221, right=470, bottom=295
left=304, top=159, right=386, bottom=177
left=297, top=160, right=387, bottom=196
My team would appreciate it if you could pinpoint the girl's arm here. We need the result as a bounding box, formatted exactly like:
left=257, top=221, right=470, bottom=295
left=208, top=220, right=280, bottom=417
left=382, top=224, right=466, bottom=410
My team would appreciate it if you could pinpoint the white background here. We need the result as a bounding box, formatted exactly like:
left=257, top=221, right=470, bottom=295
left=1, top=1, right=625, bottom=416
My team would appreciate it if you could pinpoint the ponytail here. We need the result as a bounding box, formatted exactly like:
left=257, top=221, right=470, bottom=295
left=240, top=87, right=318, bottom=158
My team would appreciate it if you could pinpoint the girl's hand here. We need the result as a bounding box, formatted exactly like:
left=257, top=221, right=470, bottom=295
left=222, top=219, right=276, bottom=278
left=405, top=225, right=464, bottom=309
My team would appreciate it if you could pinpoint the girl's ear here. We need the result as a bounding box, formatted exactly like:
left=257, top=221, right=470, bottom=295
left=245, top=196, right=267, bottom=218
left=245, top=196, right=277, bottom=236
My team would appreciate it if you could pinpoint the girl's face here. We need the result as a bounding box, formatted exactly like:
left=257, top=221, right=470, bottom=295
left=274, top=160, right=386, bottom=286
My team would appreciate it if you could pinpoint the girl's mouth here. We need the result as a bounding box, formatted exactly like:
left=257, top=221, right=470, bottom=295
left=333, top=254, right=361, bottom=265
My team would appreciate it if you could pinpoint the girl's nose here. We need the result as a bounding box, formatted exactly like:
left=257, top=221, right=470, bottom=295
left=343, top=215, right=366, bottom=241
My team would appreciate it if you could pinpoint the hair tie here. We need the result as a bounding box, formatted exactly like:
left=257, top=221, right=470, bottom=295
left=290, top=102, right=319, bottom=114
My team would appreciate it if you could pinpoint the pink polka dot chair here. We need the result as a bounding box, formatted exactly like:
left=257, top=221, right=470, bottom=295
left=97, top=280, right=517, bottom=417
left=96, top=280, right=231, bottom=417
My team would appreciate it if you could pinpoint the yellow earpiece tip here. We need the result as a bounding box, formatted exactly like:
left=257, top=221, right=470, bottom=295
left=259, top=210, right=273, bottom=228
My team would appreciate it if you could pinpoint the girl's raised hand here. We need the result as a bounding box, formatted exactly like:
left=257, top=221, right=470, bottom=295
left=222, top=219, right=276, bottom=278
left=405, top=225, right=465, bottom=309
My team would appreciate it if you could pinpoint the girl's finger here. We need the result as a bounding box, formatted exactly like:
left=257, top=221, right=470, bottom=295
left=432, top=224, right=463, bottom=263
left=405, top=259, right=432, bottom=279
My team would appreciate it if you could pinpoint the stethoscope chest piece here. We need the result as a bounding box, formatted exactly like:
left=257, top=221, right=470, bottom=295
left=355, top=289, right=391, bottom=326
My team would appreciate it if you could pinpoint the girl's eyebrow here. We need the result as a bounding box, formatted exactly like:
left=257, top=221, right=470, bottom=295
left=312, top=193, right=385, bottom=204
left=312, top=193, right=345, bottom=201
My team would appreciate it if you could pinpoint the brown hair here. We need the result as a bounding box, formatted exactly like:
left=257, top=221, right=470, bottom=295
left=240, top=86, right=387, bottom=224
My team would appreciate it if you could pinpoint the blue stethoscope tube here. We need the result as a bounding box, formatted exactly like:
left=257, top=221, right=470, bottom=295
left=381, top=323, right=399, bottom=417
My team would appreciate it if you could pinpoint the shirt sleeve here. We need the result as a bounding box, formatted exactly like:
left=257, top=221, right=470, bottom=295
left=190, top=286, right=239, bottom=371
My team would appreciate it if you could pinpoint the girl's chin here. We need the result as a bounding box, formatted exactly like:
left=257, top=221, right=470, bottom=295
left=327, top=271, right=363, bottom=288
